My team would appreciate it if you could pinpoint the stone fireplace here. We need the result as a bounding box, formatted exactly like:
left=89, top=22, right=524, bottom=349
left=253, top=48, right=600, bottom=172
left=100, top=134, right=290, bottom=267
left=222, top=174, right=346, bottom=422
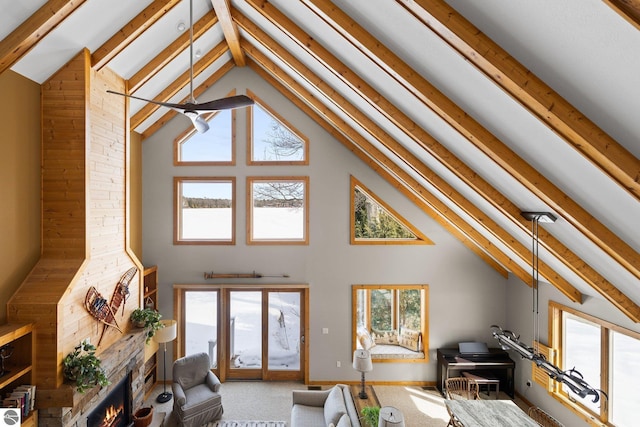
left=38, top=330, right=146, bottom=427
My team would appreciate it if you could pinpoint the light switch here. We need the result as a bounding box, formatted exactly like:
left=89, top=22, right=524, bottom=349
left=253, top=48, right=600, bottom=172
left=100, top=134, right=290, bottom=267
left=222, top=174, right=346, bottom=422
left=322, top=327, right=329, bottom=334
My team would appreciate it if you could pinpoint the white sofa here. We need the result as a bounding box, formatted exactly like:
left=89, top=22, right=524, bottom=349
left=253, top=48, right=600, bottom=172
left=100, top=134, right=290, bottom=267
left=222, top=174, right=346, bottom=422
left=290, top=384, right=362, bottom=427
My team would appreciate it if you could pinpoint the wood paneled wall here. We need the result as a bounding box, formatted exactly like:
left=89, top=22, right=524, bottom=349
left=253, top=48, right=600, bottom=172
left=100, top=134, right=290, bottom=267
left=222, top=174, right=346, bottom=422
left=8, top=49, right=142, bottom=393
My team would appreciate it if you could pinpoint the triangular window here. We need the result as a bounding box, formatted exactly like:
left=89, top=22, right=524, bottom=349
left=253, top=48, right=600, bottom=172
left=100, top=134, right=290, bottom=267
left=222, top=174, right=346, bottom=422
left=351, top=176, right=433, bottom=245
left=248, top=90, right=308, bottom=165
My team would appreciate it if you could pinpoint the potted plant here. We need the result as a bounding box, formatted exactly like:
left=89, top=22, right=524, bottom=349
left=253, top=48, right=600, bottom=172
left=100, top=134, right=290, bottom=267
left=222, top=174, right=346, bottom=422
left=63, top=341, right=110, bottom=393
left=130, top=307, right=163, bottom=343
left=361, top=406, right=380, bottom=427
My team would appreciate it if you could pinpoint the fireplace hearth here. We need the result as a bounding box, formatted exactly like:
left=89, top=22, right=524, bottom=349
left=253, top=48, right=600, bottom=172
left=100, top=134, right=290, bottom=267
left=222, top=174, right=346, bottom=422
left=86, top=373, right=132, bottom=427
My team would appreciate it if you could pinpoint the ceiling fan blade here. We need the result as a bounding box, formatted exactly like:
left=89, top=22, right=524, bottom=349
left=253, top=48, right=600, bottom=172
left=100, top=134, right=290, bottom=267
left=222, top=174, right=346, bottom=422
left=106, top=90, right=187, bottom=110
left=190, top=95, right=254, bottom=112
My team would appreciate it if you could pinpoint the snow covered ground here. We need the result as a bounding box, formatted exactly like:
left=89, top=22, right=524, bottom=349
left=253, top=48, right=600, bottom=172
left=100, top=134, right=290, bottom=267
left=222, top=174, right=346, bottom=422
left=184, top=290, right=301, bottom=371
left=181, top=207, right=304, bottom=240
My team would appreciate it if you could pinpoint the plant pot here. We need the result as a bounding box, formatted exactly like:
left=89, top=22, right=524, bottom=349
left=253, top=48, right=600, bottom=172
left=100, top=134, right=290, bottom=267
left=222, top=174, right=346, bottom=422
left=133, top=320, right=146, bottom=328
left=133, top=406, right=154, bottom=427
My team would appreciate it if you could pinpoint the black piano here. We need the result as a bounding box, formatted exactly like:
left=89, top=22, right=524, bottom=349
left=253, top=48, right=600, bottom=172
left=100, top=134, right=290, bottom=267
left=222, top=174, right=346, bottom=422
left=437, top=347, right=516, bottom=398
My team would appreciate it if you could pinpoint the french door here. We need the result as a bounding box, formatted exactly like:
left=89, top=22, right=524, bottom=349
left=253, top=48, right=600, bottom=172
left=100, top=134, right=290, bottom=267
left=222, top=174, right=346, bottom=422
left=176, top=285, right=307, bottom=381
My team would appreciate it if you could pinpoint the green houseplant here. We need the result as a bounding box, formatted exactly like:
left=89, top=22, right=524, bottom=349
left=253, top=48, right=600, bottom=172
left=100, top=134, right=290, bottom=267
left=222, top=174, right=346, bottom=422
left=360, top=406, right=380, bottom=427
left=63, top=341, right=110, bottom=393
left=130, top=307, right=163, bottom=343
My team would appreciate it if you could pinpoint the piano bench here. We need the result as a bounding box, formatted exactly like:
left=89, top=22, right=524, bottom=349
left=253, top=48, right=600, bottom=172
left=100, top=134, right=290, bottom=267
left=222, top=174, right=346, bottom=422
left=462, top=371, right=500, bottom=398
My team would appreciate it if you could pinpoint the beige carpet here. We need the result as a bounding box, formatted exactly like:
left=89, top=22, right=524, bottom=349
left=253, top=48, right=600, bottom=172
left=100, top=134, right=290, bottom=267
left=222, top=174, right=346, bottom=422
left=144, top=382, right=458, bottom=426
left=204, top=422, right=286, bottom=427
left=373, top=386, right=449, bottom=427
left=144, top=381, right=304, bottom=427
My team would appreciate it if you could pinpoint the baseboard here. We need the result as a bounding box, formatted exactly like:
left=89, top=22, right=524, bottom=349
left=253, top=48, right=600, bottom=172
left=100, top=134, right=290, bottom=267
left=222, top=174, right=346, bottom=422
left=305, top=380, right=436, bottom=387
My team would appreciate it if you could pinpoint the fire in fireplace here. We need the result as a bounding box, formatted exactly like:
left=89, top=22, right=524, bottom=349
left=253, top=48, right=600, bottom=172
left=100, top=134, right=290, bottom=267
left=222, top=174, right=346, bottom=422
left=86, top=372, right=132, bottom=427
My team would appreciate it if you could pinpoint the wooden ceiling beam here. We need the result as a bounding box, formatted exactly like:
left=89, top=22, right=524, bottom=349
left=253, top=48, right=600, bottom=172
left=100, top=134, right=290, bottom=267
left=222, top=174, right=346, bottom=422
left=301, top=0, right=640, bottom=298
left=235, top=15, right=583, bottom=305
left=603, top=0, right=640, bottom=30
left=0, top=0, right=87, bottom=75
left=243, top=53, right=511, bottom=279
left=210, top=0, right=246, bottom=66
left=128, top=10, right=218, bottom=94
left=140, top=60, right=235, bottom=140
left=396, top=0, right=640, bottom=201
left=91, top=0, right=181, bottom=71
left=237, top=5, right=640, bottom=322
left=131, top=40, right=229, bottom=129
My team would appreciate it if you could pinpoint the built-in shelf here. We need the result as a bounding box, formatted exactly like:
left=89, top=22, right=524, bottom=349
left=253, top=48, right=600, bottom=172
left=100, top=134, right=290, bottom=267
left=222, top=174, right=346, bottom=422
left=142, top=266, right=159, bottom=399
left=0, top=323, right=37, bottom=427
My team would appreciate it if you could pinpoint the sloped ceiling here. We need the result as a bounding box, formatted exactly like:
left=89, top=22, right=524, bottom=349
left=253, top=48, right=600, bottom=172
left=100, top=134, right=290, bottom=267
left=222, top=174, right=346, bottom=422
left=1, top=0, right=639, bottom=320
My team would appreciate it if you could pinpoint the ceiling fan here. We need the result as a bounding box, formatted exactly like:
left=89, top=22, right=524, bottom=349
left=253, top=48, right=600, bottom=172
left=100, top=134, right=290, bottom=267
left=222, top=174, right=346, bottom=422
left=107, top=0, right=253, bottom=133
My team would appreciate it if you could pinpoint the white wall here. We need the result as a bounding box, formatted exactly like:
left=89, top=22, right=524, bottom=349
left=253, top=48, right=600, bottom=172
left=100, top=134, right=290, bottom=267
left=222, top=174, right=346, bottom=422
left=142, top=66, right=508, bottom=383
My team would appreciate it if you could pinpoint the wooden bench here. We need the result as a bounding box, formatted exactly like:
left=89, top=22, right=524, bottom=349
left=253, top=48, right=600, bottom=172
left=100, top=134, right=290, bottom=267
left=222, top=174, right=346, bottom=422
left=463, top=371, right=500, bottom=398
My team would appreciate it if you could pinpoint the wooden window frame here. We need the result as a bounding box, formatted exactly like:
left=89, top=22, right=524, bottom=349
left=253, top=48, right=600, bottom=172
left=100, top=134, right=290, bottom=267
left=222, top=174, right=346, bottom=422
left=174, top=176, right=236, bottom=245
left=173, top=283, right=310, bottom=383
left=173, top=90, right=237, bottom=166
left=549, top=301, right=640, bottom=426
left=350, top=176, right=433, bottom=245
left=246, top=90, right=309, bottom=166
left=352, top=284, right=429, bottom=363
left=246, top=176, right=309, bottom=245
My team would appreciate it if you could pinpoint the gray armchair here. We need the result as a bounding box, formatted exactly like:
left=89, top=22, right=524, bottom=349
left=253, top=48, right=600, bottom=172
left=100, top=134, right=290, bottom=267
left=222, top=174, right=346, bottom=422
left=172, top=352, right=223, bottom=427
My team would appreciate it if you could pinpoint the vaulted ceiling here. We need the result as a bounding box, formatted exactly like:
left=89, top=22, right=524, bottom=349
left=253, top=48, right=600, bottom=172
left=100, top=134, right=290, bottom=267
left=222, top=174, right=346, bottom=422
left=1, top=0, right=639, bottom=321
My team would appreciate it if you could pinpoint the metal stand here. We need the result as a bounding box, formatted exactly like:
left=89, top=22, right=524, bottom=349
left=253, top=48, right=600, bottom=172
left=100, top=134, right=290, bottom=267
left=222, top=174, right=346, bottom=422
left=358, top=371, right=368, bottom=399
left=156, top=341, right=172, bottom=403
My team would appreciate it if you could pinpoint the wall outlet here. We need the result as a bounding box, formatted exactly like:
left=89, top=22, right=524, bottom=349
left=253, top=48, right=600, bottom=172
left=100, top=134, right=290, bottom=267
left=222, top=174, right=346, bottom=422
left=336, top=361, right=341, bottom=368
left=526, top=380, right=532, bottom=387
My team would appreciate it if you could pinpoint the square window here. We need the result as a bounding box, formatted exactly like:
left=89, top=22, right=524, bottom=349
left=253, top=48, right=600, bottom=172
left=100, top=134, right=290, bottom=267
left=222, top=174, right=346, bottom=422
left=247, top=177, right=309, bottom=244
left=174, top=177, right=235, bottom=244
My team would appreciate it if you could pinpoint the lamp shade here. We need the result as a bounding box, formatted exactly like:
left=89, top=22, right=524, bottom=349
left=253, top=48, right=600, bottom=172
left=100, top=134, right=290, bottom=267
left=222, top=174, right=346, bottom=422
left=154, top=319, right=177, bottom=344
left=378, top=406, right=405, bottom=427
left=352, top=349, right=372, bottom=373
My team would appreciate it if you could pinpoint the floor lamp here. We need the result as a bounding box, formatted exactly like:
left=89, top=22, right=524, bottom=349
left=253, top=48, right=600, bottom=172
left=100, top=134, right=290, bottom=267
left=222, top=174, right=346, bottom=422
left=154, top=319, right=177, bottom=403
left=353, top=349, right=373, bottom=399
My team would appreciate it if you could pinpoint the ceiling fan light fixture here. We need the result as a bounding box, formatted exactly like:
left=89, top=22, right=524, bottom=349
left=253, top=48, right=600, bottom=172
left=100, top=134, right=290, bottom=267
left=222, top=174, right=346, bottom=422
left=184, top=111, right=209, bottom=134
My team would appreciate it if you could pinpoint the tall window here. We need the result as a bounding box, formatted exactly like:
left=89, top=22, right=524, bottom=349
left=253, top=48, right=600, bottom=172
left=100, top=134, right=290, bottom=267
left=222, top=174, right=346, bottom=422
left=174, top=177, right=235, bottom=244
left=247, top=176, right=309, bottom=245
left=174, top=284, right=308, bottom=382
left=550, top=302, right=640, bottom=426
